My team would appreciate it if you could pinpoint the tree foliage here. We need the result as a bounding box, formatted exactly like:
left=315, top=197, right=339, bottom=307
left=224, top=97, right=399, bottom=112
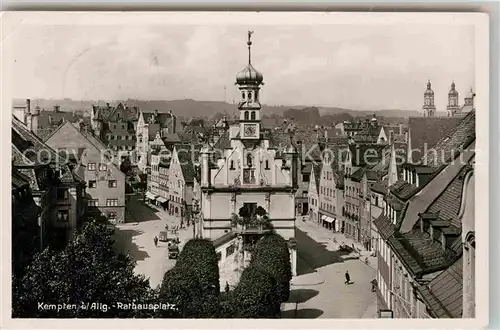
left=176, top=239, right=220, bottom=294
left=231, top=266, right=280, bottom=318
left=251, top=234, right=292, bottom=302
left=158, top=238, right=220, bottom=318
left=15, top=219, right=155, bottom=318
left=231, top=205, right=272, bottom=230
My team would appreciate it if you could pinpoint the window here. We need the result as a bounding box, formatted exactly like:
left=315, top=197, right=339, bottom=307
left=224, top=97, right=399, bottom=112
left=57, top=188, right=68, bottom=200
left=303, top=174, right=310, bottom=182
left=241, top=91, right=245, bottom=99
left=106, top=199, right=119, bottom=206
left=265, top=160, right=270, bottom=170
left=226, top=244, right=235, bottom=256
left=99, top=163, right=107, bottom=171
left=89, top=199, right=99, bottom=207
left=108, top=180, right=117, bottom=188
left=243, top=203, right=257, bottom=217
left=251, top=111, right=256, bottom=120
left=255, top=90, right=259, bottom=101
left=56, top=210, right=69, bottom=222
left=88, top=180, right=97, bottom=188
left=107, top=212, right=117, bottom=222
left=230, top=160, right=235, bottom=170
left=248, top=91, right=252, bottom=100
left=88, top=163, right=96, bottom=171
left=244, top=111, right=249, bottom=120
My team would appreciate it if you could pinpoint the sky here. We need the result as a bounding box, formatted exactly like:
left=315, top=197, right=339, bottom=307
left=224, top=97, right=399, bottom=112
left=10, top=21, right=475, bottom=111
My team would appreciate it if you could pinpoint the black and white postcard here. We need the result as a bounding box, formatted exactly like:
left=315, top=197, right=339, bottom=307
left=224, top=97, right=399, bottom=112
left=1, top=11, right=490, bottom=329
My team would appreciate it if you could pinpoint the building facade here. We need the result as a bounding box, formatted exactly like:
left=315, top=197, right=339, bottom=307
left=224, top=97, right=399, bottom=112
left=373, top=110, right=476, bottom=318
left=136, top=110, right=177, bottom=171
left=199, top=32, right=298, bottom=275
left=45, top=121, right=127, bottom=224
left=307, top=164, right=321, bottom=223
left=12, top=115, right=87, bottom=247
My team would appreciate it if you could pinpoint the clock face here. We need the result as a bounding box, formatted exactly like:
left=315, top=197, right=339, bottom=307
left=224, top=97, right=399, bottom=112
left=244, top=124, right=257, bottom=137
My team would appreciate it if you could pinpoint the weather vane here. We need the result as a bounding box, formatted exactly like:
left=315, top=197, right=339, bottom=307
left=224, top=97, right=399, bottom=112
left=247, top=30, right=254, bottom=64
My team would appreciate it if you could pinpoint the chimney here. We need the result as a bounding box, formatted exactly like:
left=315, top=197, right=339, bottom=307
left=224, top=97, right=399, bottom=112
left=106, top=103, right=110, bottom=108
left=154, top=109, right=159, bottom=116
left=26, top=99, right=31, bottom=114
left=389, top=130, right=394, bottom=145
left=399, top=123, right=404, bottom=135
left=324, top=130, right=328, bottom=139
left=53, top=105, right=60, bottom=112
left=168, top=110, right=173, bottom=115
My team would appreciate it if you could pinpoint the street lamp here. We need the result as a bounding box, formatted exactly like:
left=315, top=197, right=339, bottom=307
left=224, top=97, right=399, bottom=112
left=192, top=198, right=200, bottom=238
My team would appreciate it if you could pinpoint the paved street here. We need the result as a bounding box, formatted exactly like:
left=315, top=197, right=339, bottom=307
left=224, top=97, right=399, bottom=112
left=113, top=194, right=196, bottom=289
left=282, top=219, right=378, bottom=319
left=113, top=196, right=377, bottom=317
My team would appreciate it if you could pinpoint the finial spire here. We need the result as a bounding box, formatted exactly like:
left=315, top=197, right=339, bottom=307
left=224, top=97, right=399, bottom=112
left=247, top=30, right=254, bottom=64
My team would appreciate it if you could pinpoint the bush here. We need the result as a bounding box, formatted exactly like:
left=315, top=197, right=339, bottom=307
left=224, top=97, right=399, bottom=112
left=176, top=239, right=220, bottom=294
left=158, top=267, right=216, bottom=318
left=159, top=238, right=221, bottom=318
left=231, top=266, right=280, bottom=318
left=251, top=234, right=292, bottom=302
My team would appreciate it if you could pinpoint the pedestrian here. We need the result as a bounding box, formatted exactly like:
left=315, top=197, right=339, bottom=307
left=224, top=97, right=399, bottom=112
left=225, top=281, right=230, bottom=293
left=154, top=236, right=158, bottom=248
left=345, top=270, right=351, bottom=285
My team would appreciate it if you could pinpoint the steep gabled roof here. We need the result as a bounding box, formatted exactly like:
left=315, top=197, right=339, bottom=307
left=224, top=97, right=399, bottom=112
left=175, top=144, right=201, bottom=184
left=12, top=115, right=59, bottom=166
left=349, top=144, right=385, bottom=167
left=408, top=116, right=462, bottom=163
left=423, top=111, right=476, bottom=169
left=12, top=167, right=31, bottom=190
left=416, top=256, right=463, bottom=318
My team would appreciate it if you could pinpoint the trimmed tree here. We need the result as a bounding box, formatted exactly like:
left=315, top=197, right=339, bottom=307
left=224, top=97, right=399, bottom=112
left=231, top=266, right=279, bottom=318
left=158, top=238, right=220, bottom=318
left=176, top=238, right=220, bottom=294
left=251, top=234, right=292, bottom=302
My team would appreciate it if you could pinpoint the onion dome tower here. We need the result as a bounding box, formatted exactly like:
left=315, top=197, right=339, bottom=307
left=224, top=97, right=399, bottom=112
left=423, top=79, right=436, bottom=117
left=447, top=81, right=460, bottom=116
left=236, top=31, right=264, bottom=140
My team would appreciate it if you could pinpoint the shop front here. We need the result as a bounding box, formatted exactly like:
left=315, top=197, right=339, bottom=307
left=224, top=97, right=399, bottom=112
left=145, top=191, right=157, bottom=204
left=156, top=196, right=169, bottom=210
left=321, top=214, right=336, bottom=231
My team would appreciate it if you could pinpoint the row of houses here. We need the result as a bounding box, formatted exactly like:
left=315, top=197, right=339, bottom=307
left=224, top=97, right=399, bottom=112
left=305, top=107, right=476, bottom=318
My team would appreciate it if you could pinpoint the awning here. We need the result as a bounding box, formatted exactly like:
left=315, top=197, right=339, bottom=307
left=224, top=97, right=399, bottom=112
left=145, top=192, right=157, bottom=200
left=321, top=215, right=335, bottom=223
left=156, top=196, right=168, bottom=204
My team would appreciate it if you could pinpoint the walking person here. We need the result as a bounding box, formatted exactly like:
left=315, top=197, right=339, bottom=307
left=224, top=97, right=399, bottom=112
left=154, top=236, right=158, bottom=248
left=345, top=270, right=351, bottom=285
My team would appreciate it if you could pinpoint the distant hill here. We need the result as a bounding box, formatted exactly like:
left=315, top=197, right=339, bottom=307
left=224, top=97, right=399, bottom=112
left=14, top=98, right=425, bottom=120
